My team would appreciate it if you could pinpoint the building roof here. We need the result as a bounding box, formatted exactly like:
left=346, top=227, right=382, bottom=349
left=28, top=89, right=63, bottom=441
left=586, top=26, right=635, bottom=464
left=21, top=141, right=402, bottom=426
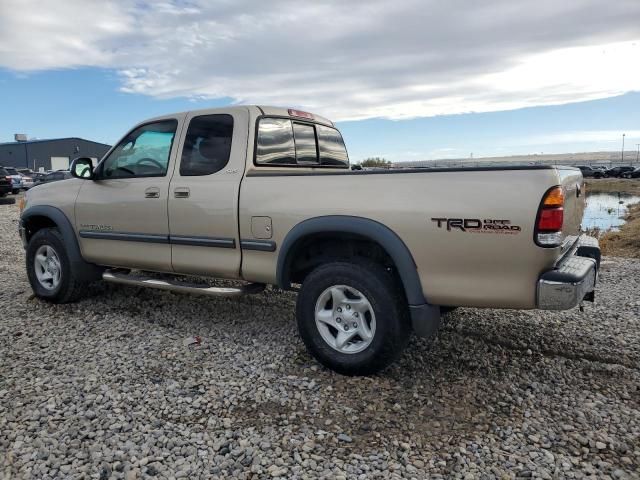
left=0, top=137, right=111, bottom=148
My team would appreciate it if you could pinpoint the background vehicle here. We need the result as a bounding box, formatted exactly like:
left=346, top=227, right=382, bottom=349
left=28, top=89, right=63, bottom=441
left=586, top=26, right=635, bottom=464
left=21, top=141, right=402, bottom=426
left=605, top=166, right=634, bottom=178
left=3, top=166, right=24, bottom=193
left=577, top=165, right=606, bottom=178
left=621, top=167, right=640, bottom=179
left=32, top=171, right=72, bottom=186
left=0, top=167, right=12, bottom=197
left=594, top=168, right=607, bottom=178
left=19, top=173, right=34, bottom=189
left=30, top=172, right=46, bottom=184
left=19, top=106, right=600, bottom=375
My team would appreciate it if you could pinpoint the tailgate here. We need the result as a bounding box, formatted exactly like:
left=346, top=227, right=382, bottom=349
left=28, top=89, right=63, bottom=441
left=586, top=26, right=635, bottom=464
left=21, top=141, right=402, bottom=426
left=557, top=167, right=586, bottom=238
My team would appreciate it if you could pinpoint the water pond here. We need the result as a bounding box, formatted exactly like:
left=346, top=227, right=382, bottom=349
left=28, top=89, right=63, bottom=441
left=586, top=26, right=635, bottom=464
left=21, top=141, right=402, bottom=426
left=583, top=192, right=640, bottom=231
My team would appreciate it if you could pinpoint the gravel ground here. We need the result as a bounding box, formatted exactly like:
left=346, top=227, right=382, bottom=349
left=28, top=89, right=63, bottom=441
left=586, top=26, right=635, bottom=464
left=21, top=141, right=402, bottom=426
left=1, top=199, right=639, bottom=480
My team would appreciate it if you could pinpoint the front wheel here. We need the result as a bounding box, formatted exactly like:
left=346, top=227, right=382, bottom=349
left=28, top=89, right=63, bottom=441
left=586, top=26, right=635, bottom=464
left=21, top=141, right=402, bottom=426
left=12, top=189, right=19, bottom=195
left=296, top=261, right=410, bottom=375
left=26, top=228, right=86, bottom=303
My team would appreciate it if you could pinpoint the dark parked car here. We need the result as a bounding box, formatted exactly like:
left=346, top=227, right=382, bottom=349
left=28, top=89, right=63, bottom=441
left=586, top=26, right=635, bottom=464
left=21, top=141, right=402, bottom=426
left=0, top=167, right=12, bottom=197
left=577, top=165, right=606, bottom=178
left=577, top=166, right=594, bottom=177
left=621, top=167, right=640, bottom=179
left=33, top=171, right=73, bottom=186
left=605, top=166, right=635, bottom=178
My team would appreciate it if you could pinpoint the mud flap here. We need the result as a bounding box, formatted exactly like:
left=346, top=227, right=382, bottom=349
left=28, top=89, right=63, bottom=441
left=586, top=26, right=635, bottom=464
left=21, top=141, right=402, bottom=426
left=409, top=303, right=442, bottom=338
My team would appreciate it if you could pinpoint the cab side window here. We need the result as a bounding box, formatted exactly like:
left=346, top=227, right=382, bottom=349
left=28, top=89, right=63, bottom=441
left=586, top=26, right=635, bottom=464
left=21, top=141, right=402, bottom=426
left=100, top=120, right=177, bottom=179
left=180, top=114, right=234, bottom=176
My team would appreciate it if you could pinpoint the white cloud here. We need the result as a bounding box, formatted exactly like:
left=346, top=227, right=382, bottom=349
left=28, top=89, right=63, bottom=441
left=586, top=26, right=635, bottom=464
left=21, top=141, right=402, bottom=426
left=1, top=0, right=639, bottom=120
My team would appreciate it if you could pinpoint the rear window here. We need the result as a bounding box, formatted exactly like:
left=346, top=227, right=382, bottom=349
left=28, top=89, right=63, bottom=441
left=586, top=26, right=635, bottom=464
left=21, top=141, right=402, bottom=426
left=317, top=124, right=349, bottom=166
left=256, top=118, right=296, bottom=165
left=0, top=168, right=8, bottom=176
left=292, top=123, right=317, bottom=164
left=256, top=118, right=348, bottom=167
left=5, top=167, right=17, bottom=175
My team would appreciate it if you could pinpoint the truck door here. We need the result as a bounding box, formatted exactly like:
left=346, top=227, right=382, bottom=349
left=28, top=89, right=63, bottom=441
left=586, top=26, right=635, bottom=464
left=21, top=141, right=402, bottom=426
left=75, top=117, right=182, bottom=271
left=168, top=109, right=247, bottom=278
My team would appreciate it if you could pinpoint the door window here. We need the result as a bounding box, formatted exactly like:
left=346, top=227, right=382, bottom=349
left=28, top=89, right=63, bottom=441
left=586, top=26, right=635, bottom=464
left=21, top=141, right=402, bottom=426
left=180, top=115, right=234, bottom=176
left=99, top=120, right=178, bottom=178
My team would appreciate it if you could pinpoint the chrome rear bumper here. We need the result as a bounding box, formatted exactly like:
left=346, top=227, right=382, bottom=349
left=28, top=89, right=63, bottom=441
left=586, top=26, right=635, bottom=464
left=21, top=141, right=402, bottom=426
left=537, top=235, right=600, bottom=310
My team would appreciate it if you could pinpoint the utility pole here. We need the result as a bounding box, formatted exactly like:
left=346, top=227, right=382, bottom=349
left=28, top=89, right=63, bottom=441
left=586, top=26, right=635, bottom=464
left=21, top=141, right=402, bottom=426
left=621, top=133, right=625, bottom=163
left=636, top=144, right=640, bottom=164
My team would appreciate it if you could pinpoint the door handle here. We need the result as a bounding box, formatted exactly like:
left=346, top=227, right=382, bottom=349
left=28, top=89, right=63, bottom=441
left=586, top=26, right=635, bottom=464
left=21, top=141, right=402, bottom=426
left=174, top=187, right=190, bottom=199
left=145, top=187, right=160, bottom=199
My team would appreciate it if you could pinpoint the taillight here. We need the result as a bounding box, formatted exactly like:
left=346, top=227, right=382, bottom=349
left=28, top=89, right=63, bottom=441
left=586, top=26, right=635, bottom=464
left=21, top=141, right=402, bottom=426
left=535, top=186, right=564, bottom=247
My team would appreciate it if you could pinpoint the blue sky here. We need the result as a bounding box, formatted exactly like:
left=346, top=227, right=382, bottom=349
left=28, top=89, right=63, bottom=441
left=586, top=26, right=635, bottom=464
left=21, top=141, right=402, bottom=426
left=1, top=1, right=639, bottom=162
left=1, top=68, right=638, bottom=163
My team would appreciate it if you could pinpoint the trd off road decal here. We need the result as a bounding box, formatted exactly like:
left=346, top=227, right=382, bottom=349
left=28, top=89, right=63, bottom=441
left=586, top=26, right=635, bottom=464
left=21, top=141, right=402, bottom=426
left=431, top=218, right=521, bottom=234
left=80, top=224, right=113, bottom=231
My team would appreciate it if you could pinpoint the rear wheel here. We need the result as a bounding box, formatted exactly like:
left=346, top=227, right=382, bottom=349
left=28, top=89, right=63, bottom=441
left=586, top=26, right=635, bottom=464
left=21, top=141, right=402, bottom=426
left=296, top=261, right=410, bottom=375
left=12, top=189, right=19, bottom=195
left=26, top=228, right=86, bottom=303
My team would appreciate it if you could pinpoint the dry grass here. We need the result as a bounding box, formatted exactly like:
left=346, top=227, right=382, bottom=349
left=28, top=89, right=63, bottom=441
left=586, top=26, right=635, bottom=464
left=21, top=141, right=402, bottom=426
left=585, top=178, right=640, bottom=195
left=585, top=178, right=640, bottom=257
left=598, top=203, right=640, bottom=258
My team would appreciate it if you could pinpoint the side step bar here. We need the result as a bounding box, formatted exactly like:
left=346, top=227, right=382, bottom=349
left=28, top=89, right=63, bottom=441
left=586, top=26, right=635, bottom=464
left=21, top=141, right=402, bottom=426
left=103, top=270, right=265, bottom=297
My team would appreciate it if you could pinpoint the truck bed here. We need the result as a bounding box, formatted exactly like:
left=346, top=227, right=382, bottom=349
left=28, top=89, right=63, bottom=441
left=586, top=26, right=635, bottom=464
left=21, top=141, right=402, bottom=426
left=240, top=165, right=584, bottom=309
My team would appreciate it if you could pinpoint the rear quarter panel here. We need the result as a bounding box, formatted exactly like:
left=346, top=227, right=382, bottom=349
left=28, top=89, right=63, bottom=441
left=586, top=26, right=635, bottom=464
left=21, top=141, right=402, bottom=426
left=240, top=168, right=566, bottom=309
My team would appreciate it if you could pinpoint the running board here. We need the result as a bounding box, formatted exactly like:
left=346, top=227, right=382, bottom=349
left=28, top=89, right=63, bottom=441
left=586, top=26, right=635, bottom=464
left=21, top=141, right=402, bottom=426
left=102, top=270, right=265, bottom=297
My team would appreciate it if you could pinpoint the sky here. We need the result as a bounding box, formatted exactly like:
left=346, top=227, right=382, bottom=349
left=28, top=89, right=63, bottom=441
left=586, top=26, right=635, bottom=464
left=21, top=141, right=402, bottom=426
left=0, top=0, right=639, bottom=162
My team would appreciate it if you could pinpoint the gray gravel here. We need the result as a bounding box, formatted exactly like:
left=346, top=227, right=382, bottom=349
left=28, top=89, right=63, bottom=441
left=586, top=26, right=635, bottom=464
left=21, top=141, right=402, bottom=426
left=1, top=199, right=639, bottom=479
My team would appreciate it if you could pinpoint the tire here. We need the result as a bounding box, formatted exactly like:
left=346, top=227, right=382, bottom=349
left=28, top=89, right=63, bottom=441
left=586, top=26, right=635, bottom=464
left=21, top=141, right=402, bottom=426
left=296, top=260, right=411, bottom=375
left=0, top=196, right=16, bottom=205
left=12, top=189, right=19, bottom=195
left=26, top=228, right=86, bottom=303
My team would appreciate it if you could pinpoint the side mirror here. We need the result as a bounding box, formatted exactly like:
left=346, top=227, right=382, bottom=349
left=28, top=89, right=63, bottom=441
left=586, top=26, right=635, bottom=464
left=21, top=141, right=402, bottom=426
left=70, top=157, right=94, bottom=179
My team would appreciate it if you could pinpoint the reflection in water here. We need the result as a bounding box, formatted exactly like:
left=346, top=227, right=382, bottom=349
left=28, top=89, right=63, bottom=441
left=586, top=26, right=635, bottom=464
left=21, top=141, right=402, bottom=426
left=583, top=192, right=640, bottom=231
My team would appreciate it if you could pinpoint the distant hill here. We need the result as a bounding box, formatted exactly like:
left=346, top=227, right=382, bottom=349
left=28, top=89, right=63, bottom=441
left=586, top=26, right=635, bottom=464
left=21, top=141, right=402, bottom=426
left=395, top=151, right=639, bottom=168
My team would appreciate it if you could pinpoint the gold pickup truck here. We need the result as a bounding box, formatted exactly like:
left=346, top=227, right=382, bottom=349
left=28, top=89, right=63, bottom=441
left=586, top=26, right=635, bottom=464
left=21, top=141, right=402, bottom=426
left=19, top=106, right=600, bottom=375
